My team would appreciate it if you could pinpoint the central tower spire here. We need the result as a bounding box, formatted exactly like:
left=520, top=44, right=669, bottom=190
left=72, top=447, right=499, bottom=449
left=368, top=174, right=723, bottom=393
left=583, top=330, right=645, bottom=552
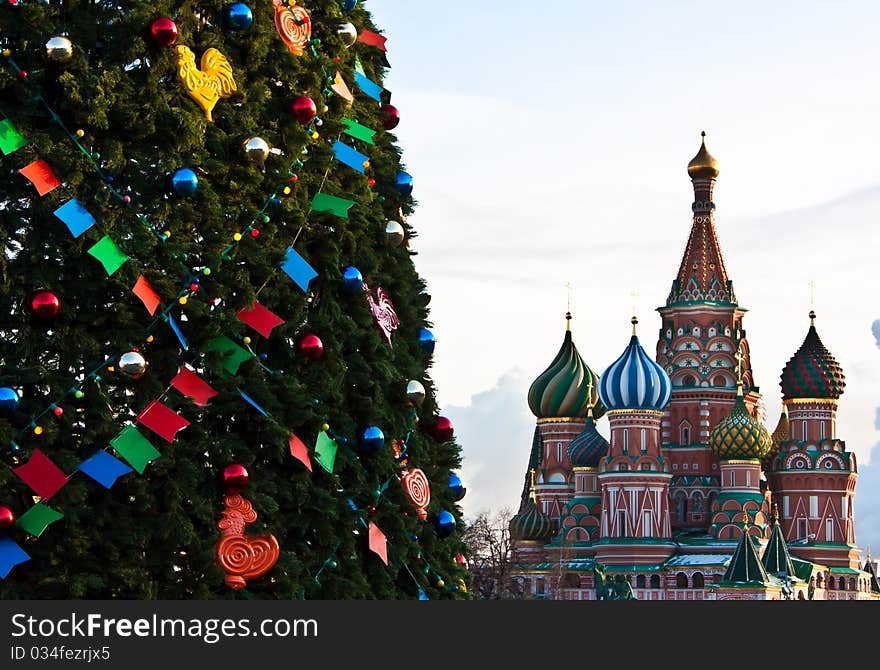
left=669, top=132, right=735, bottom=305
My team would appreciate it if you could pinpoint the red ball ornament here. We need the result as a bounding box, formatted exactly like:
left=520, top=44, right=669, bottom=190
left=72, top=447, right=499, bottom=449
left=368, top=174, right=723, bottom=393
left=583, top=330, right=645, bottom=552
left=53, top=406, right=63, bottom=417
left=150, top=17, right=178, bottom=47
left=292, top=96, right=317, bottom=125
left=222, top=464, right=249, bottom=492
left=31, top=291, right=61, bottom=321
left=380, top=104, right=400, bottom=130
left=0, top=506, right=14, bottom=533
left=18, top=70, right=27, bottom=79
left=250, top=229, right=260, bottom=238
left=299, top=333, right=324, bottom=360
left=431, top=416, right=454, bottom=442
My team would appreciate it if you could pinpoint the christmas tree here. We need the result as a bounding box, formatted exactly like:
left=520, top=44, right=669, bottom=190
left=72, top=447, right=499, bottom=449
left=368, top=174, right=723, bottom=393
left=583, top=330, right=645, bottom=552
left=0, top=0, right=468, bottom=599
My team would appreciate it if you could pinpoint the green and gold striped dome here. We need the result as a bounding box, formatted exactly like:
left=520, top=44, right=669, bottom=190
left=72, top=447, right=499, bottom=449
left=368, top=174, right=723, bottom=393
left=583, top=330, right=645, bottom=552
left=710, top=387, right=772, bottom=460
left=527, top=313, right=603, bottom=420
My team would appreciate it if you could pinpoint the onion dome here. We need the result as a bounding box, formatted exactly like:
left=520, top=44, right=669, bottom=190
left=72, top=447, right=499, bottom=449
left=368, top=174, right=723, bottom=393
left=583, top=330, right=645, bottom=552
left=598, top=317, right=672, bottom=412
left=567, top=407, right=609, bottom=468
left=710, top=384, right=772, bottom=460
left=687, top=131, right=720, bottom=179
left=780, top=311, right=845, bottom=400
left=763, top=410, right=789, bottom=469
left=510, top=470, right=556, bottom=542
left=528, top=312, right=603, bottom=419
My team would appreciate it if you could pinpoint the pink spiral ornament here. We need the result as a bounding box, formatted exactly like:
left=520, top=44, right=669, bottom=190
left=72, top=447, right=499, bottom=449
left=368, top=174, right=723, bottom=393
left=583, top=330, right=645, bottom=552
left=273, top=0, right=311, bottom=56
left=402, top=468, right=431, bottom=520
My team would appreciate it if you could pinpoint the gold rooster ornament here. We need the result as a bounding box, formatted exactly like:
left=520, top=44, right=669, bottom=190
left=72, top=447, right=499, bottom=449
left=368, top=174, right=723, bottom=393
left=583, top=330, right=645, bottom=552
left=175, top=45, right=236, bottom=122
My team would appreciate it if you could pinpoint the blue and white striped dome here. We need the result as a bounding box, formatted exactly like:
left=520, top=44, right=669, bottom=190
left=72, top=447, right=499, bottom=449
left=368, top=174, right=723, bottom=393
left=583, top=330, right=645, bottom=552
left=598, top=318, right=672, bottom=412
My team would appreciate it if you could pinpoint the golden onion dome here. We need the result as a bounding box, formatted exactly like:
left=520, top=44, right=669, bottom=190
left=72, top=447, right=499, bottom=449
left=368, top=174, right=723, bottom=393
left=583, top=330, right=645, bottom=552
left=687, top=131, right=720, bottom=180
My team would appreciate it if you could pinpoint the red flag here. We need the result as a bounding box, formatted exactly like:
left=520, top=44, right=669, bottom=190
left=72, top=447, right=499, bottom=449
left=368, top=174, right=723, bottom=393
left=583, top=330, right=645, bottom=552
left=132, top=275, right=161, bottom=316
left=288, top=434, right=313, bottom=472
left=358, top=30, right=387, bottom=51
left=170, top=368, right=218, bottom=407
left=368, top=522, right=388, bottom=565
left=236, top=302, right=285, bottom=339
left=137, top=400, right=190, bottom=443
left=19, top=159, right=61, bottom=196
left=13, top=449, right=68, bottom=500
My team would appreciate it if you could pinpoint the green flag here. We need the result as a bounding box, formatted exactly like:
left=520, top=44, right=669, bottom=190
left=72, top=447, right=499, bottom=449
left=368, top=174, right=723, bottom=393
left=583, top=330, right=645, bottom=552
left=87, top=235, right=128, bottom=276
left=311, top=193, right=355, bottom=218
left=0, top=119, right=27, bottom=155
left=342, top=119, right=376, bottom=145
left=110, top=425, right=161, bottom=474
left=205, top=336, right=254, bottom=375
left=315, top=431, right=338, bottom=473
left=15, top=503, right=64, bottom=538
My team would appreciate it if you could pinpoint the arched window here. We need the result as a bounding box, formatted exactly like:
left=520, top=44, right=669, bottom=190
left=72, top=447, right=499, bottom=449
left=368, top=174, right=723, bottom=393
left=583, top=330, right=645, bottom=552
left=640, top=429, right=646, bottom=452
left=557, top=442, right=563, bottom=463
left=692, top=492, right=704, bottom=514
left=681, top=426, right=690, bottom=446
left=849, top=578, right=856, bottom=591
left=636, top=575, right=646, bottom=589
left=622, top=430, right=629, bottom=454
left=676, top=572, right=689, bottom=589
left=674, top=492, right=687, bottom=524
left=682, top=375, right=696, bottom=387
left=713, top=376, right=726, bottom=387
left=828, top=576, right=835, bottom=590
left=802, top=420, right=808, bottom=441
left=692, top=573, right=705, bottom=589
left=650, top=574, right=661, bottom=589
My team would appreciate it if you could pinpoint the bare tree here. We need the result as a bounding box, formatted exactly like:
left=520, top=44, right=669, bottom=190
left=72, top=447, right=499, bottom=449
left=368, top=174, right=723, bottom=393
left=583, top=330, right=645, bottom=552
left=462, top=508, right=523, bottom=599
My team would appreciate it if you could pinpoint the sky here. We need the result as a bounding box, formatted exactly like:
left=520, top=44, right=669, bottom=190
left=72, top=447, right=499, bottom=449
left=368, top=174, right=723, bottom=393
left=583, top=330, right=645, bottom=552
left=365, top=1, right=880, bottom=550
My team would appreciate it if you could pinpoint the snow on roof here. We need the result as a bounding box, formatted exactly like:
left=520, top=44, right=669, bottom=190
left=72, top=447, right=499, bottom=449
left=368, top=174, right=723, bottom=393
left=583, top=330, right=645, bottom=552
left=664, top=553, right=731, bottom=567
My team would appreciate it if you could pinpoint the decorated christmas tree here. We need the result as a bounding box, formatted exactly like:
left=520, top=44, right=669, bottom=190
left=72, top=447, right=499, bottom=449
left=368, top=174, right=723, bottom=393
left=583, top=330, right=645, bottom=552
left=0, top=0, right=468, bottom=599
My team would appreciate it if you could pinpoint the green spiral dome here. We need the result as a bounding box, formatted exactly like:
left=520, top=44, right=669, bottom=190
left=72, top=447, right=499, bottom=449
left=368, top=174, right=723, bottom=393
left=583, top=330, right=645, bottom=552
left=510, top=499, right=556, bottom=543
left=527, top=316, right=603, bottom=419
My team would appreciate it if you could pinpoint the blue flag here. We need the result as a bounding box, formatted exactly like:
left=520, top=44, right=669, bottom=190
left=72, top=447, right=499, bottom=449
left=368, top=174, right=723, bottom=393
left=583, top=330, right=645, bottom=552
left=281, top=247, right=318, bottom=293
left=54, top=198, right=96, bottom=238
left=77, top=450, right=133, bottom=489
left=333, top=141, right=369, bottom=173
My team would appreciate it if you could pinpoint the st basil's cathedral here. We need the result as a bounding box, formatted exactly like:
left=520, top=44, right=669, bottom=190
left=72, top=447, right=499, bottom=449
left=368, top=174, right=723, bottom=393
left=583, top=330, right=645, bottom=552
left=510, top=134, right=880, bottom=600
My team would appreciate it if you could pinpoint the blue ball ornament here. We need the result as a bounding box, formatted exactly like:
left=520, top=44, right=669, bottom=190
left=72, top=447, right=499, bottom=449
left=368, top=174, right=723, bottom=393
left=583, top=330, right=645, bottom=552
left=359, top=426, right=385, bottom=454
left=396, top=171, right=413, bottom=197
left=171, top=168, right=199, bottom=197
left=433, top=510, right=456, bottom=538
left=448, top=473, right=466, bottom=501
left=417, top=327, right=435, bottom=354
left=341, top=0, right=357, bottom=11
left=341, top=266, right=364, bottom=294
left=0, top=387, right=20, bottom=415
left=224, top=3, right=254, bottom=30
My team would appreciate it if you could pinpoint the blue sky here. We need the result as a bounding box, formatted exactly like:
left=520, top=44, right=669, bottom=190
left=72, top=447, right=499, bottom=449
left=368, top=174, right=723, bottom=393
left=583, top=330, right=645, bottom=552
left=366, top=1, right=880, bottom=549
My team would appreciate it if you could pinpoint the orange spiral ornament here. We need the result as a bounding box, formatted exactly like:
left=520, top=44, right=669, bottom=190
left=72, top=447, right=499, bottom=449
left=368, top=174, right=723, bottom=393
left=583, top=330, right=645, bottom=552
left=273, top=0, right=311, bottom=56
left=216, top=493, right=280, bottom=590
left=401, top=468, right=431, bottom=520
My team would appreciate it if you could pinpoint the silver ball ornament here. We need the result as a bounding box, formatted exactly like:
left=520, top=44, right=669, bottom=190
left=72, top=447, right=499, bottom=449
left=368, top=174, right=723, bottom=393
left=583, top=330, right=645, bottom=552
left=338, top=22, right=358, bottom=47
left=243, top=137, right=270, bottom=163
left=406, top=380, right=426, bottom=407
left=46, top=36, right=74, bottom=62
left=385, top=221, right=405, bottom=246
left=118, top=351, right=147, bottom=379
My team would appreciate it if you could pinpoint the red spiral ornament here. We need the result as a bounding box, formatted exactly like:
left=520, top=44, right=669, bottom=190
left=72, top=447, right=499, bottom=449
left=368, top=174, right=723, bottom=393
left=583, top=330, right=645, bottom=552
left=401, top=468, right=431, bottom=520
left=216, top=493, right=280, bottom=590
left=273, top=0, right=311, bottom=56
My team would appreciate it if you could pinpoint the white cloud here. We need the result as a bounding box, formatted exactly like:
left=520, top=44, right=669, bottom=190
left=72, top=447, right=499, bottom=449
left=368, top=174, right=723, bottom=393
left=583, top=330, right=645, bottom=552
left=444, top=369, right=535, bottom=520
